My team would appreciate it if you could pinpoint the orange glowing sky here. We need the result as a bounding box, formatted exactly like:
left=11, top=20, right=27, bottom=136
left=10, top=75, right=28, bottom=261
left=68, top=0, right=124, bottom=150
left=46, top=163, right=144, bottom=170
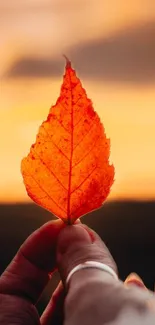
left=1, top=0, right=155, bottom=203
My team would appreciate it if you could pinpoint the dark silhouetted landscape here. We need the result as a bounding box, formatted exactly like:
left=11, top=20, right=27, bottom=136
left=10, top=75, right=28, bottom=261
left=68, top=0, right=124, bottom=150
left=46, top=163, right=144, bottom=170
left=0, top=200, right=155, bottom=314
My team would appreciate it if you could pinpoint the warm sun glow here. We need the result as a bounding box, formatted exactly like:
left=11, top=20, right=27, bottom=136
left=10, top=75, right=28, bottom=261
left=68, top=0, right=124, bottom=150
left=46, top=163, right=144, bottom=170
left=1, top=0, right=155, bottom=203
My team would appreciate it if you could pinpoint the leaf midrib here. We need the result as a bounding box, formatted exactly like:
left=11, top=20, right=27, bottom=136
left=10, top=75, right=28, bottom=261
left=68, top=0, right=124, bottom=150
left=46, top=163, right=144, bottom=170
left=67, top=68, right=74, bottom=224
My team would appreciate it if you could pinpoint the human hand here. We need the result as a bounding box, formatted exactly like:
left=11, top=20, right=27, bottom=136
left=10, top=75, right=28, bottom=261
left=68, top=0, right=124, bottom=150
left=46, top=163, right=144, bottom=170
left=0, top=221, right=117, bottom=325
left=1, top=221, right=154, bottom=325
left=56, top=224, right=155, bottom=325
left=0, top=219, right=66, bottom=325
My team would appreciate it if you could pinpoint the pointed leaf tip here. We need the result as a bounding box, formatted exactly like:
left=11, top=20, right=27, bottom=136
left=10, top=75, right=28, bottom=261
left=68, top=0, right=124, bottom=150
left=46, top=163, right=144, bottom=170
left=63, top=54, right=71, bottom=68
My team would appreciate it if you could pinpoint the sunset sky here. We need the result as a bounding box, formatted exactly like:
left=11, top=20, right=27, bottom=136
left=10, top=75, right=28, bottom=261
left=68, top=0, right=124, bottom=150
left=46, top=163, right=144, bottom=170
left=1, top=0, right=155, bottom=203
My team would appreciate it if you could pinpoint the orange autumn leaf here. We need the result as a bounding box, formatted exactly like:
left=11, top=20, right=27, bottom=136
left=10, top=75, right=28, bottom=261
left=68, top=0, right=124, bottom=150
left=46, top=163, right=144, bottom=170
left=21, top=58, right=114, bottom=224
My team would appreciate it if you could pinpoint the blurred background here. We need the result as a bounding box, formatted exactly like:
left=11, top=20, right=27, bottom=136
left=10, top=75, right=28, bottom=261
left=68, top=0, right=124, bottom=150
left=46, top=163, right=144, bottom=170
left=0, top=0, right=155, bottom=314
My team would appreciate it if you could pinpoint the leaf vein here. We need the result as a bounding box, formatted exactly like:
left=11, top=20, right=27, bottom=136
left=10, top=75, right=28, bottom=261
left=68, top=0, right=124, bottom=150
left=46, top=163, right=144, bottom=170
left=73, top=116, right=97, bottom=151
left=71, top=165, right=97, bottom=195
left=72, top=134, right=101, bottom=169
left=55, top=112, right=70, bottom=133
left=42, top=125, right=70, bottom=161
left=32, top=148, right=68, bottom=192
left=74, top=116, right=83, bottom=129
left=73, top=102, right=92, bottom=129
left=67, top=68, right=74, bottom=223
left=23, top=162, right=66, bottom=214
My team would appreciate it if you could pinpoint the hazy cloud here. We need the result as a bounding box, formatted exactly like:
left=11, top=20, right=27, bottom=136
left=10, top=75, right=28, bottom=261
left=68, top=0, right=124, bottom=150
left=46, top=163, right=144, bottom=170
left=7, top=58, right=63, bottom=78
left=71, top=21, right=155, bottom=83
left=0, top=0, right=88, bottom=14
left=7, top=21, right=155, bottom=83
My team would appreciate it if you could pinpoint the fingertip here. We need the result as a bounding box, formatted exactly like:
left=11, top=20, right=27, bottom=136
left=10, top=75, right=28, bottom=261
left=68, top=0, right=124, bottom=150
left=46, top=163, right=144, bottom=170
left=41, top=218, right=65, bottom=231
left=74, top=218, right=81, bottom=224
left=21, top=219, right=66, bottom=271
left=124, top=273, right=146, bottom=289
left=57, top=225, right=93, bottom=255
left=77, top=224, right=97, bottom=242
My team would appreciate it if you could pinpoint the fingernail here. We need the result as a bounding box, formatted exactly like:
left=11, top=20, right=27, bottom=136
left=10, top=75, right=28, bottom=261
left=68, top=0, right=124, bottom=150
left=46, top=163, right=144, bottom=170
left=125, top=273, right=146, bottom=289
left=74, top=219, right=81, bottom=224
left=57, top=225, right=93, bottom=255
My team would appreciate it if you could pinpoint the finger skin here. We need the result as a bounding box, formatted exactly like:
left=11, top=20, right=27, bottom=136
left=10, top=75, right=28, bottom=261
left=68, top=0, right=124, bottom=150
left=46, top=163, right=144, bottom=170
left=0, top=219, right=65, bottom=325
left=57, top=224, right=155, bottom=325
left=0, top=219, right=65, bottom=302
left=57, top=224, right=117, bottom=284
left=0, top=294, right=40, bottom=325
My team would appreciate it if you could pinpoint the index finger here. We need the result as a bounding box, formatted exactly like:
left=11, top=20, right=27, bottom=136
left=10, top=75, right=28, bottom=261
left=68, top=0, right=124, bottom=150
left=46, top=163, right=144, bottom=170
left=0, top=219, right=65, bottom=303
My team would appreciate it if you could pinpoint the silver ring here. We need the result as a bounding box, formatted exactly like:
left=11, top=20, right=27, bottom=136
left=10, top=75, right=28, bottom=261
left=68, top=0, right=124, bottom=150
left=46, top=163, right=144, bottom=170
left=66, top=261, right=118, bottom=287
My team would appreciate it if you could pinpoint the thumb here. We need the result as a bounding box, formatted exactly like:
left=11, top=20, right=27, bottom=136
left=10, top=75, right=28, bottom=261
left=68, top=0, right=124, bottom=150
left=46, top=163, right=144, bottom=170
left=56, top=224, right=117, bottom=285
